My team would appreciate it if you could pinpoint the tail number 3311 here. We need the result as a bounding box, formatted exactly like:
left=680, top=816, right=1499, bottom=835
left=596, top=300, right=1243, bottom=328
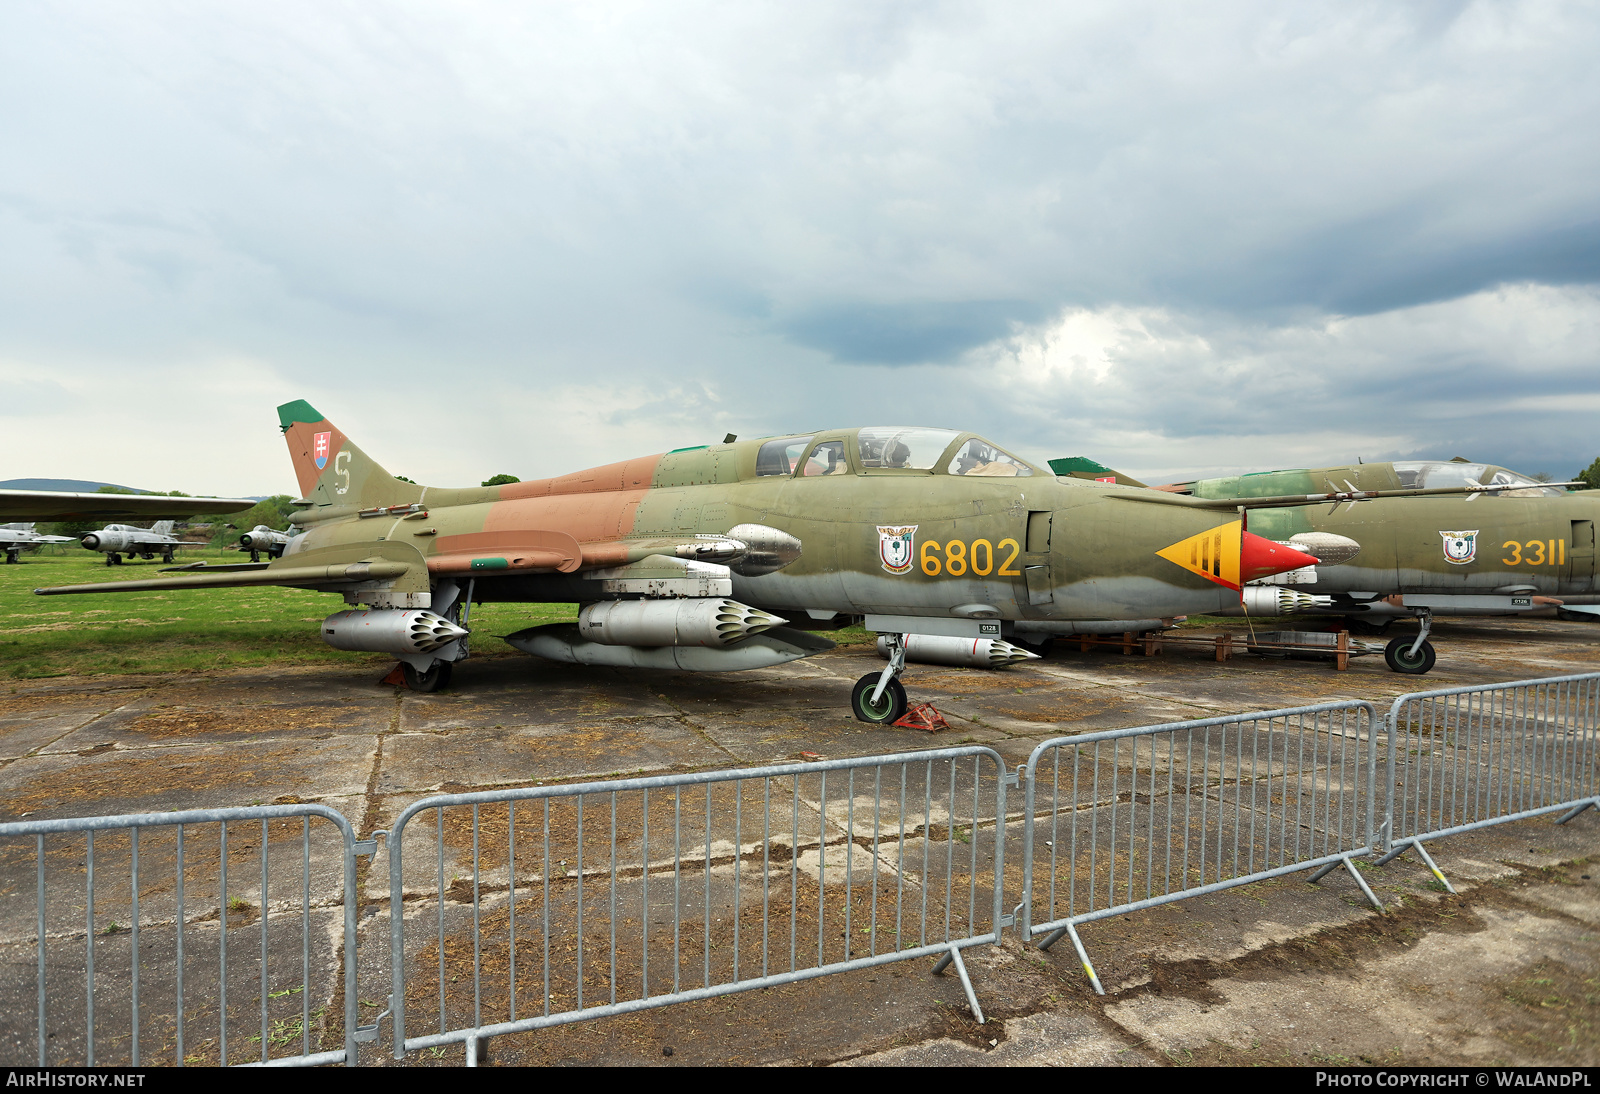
left=920, top=538, right=1022, bottom=577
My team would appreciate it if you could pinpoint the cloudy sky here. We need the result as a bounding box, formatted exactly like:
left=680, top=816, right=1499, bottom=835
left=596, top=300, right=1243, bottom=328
left=2, top=0, right=1598, bottom=495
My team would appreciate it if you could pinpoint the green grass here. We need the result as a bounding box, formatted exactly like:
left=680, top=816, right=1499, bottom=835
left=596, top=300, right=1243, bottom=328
left=0, top=551, right=577, bottom=680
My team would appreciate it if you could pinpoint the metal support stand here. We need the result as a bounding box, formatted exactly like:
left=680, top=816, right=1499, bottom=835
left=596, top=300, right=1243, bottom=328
left=1032, top=920, right=1105, bottom=995
left=1309, top=855, right=1385, bottom=912
left=1557, top=798, right=1599, bottom=825
left=931, top=944, right=986, bottom=1023
left=1372, top=838, right=1455, bottom=893
left=869, top=632, right=907, bottom=706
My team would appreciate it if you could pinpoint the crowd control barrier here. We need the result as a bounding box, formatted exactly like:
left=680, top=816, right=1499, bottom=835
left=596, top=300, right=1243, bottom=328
left=6, top=673, right=1600, bottom=1064
left=380, top=746, right=1011, bottom=1063
left=1377, top=673, right=1600, bottom=890
left=0, top=804, right=370, bottom=1067
left=1015, top=702, right=1383, bottom=993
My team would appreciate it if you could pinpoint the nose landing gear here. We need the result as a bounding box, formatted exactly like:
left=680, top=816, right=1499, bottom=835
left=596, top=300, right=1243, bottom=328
left=1384, top=608, right=1436, bottom=674
left=853, top=632, right=909, bottom=723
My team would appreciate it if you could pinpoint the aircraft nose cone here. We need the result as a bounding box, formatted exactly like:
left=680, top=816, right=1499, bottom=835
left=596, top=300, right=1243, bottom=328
left=1240, top=532, right=1321, bottom=584
left=81, top=535, right=99, bottom=550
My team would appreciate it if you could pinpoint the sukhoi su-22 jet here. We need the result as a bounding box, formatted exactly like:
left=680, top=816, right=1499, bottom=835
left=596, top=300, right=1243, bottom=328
left=38, top=401, right=1381, bottom=721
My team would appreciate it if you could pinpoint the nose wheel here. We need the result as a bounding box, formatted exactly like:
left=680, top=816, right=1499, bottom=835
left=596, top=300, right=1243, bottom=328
left=852, top=674, right=908, bottom=723
left=1384, top=608, right=1436, bottom=674
left=853, top=632, right=910, bottom=723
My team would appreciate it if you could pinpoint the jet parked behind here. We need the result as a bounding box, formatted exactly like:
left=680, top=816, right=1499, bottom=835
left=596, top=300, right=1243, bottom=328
left=238, top=525, right=292, bottom=562
left=0, top=523, right=73, bottom=564
left=81, top=521, right=185, bottom=565
left=1132, top=457, right=1596, bottom=673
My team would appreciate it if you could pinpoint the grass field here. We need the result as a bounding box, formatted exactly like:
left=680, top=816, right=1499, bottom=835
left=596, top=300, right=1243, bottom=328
left=0, top=548, right=879, bottom=680
left=0, top=547, right=1260, bottom=681
left=0, top=549, right=579, bottom=680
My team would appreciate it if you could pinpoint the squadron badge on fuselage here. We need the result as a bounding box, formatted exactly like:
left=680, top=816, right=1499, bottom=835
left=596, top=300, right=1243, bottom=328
left=877, top=525, right=917, bottom=575
left=1440, top=530, right=1479, bottom=566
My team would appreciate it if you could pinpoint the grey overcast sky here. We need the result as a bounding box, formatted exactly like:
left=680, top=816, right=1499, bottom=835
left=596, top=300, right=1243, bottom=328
left=2, top=1, right=1598, bottom=494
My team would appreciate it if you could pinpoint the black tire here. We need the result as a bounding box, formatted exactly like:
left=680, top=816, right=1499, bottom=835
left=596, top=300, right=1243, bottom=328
left=402, top=661, right=454, bottom=693
left=1384, top=636, right=1437, bottom=675
left=109, top=554, right=122, bottom=566
left=851, top=673, right=908, bottom=724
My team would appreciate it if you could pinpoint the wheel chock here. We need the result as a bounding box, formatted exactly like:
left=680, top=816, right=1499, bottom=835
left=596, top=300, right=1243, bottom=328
left=893, top=702, right=950, bottom=732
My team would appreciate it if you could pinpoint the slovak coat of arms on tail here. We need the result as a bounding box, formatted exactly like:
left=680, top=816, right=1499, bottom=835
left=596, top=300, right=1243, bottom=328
left=313, top=431, right=332, bottom=470
left=878, top=525, right=917, bottom=574
left=1440, top=530, right=1479, bottom=565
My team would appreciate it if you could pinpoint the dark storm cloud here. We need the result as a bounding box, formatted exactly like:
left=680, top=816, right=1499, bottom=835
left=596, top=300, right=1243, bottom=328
left=0, top=1, right=1597, bottom=490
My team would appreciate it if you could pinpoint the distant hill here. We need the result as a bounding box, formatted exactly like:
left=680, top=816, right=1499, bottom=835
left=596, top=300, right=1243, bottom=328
left=0, top=477, right=148, bottom=493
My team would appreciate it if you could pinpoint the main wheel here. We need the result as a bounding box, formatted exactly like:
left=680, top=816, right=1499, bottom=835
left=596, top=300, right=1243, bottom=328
left=851, top=673, right=908, bottom=724
left=1384, top=636, right=1436, bottom=675
left=402, top=661, right=454, bottom=693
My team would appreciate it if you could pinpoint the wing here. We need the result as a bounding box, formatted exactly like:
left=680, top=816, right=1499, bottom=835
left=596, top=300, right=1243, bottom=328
left=0, top=490, right=256, bottom=521
left=1108, top=481, right=1590, bottom=511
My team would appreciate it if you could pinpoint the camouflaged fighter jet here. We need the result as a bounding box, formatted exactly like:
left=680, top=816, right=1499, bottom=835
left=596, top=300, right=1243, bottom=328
left=1054, top=456, right=1595, bottom=675
left=37, top=400, right=1366, bottom=721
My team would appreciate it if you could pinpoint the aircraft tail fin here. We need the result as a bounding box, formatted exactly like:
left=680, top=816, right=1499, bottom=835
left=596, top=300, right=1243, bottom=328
left=1048, top=456, right=1149, bottom=489
left=277, top=400, right=425, bottom=510
left=150, top=520, right=175, bottom=535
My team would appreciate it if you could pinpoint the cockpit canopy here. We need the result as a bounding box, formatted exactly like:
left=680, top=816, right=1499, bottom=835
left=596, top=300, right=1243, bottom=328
left=1392, top=461, right=1566, bottom=497
left=753, top=428, right=1037, bottom=478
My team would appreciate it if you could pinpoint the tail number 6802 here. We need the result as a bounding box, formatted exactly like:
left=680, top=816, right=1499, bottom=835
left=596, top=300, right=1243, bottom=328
left=920, top=538, right=1022, bottom=577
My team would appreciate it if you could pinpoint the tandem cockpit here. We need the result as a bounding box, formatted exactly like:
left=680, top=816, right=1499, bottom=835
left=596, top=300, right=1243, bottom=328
left=751, top=428, right=1039, bottom=480
left=1391, top=461, right=1568, bottom=498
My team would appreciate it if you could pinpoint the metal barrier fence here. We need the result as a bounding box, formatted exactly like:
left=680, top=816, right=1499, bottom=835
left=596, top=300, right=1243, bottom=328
left=382, top=746, right=1010, bottom=1063
left=0, top=804, right=370, bottom=1067
left=1016, top=702, right=1382, bottom=993
left=1377, top=673, right=1600, bottom=889
left=8, top=676, right=1600, bottom=1064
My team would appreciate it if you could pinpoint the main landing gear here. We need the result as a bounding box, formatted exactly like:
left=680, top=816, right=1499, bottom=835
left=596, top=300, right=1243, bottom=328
left=402, top=660, right=454, bottom=693
left=852, top=632, right=909, bottom=724
left=1384, top=608, right=1437, bottom=675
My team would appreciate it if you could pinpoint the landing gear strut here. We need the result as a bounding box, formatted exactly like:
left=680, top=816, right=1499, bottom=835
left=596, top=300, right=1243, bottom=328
left=1384, top=608, right=1436, bottom=675
left=402, top=660, right=454, bottom=693
left=853, top=632, right=909, bottom=724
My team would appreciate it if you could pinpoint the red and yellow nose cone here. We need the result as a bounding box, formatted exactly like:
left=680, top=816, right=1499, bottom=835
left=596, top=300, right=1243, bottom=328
left=1156, top=520, right=1321, bottom=591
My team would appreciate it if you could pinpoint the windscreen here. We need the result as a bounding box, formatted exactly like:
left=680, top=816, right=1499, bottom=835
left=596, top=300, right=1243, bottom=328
left=856, top=428, right=962, bottom=470
left=947, top=438, right=1035, bottom=477
left=1393, top=461, right=1564, bottom=497
left=754, top=435, right=814, bottom=477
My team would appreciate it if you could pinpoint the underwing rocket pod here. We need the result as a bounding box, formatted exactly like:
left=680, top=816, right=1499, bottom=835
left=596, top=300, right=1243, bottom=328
left=1239, top=587, right=1336, bottom=616
left=321, top=609, right=469, bottom=655
left=876, top=633, right=1041, bottom=669
left=505, top=622, right=834, bottom=670
left=576, top=598, right=787, bottom=647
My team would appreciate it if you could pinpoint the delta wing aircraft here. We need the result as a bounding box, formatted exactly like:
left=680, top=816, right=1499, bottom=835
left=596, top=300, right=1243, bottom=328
left=41, top=400, right=1439, bottom=721
left=0, top=523, right=73, bottom=564
left=238, top=525, right=292, bottom=562
left=1055, top=456, right=1595, bottom=674
left=80, top=520, right=184, bottom=565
